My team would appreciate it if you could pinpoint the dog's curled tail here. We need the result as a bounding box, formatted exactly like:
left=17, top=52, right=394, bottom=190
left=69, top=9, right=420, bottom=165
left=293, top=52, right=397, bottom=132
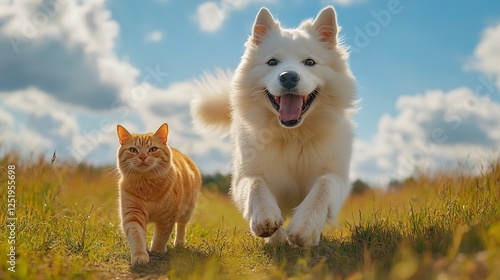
left=191, top=69, right=232, bottom=134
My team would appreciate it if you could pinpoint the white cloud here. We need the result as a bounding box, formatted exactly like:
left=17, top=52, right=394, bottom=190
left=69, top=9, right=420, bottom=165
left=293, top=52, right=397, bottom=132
left=0, top=0, right=496, bottom=184
left=352, top=88, right=500, bottom=185
left=1, top=0, right=118, bottom=55
left=0, top=0, right=139, bottom=110
left=144, top=30, right=164, bottom=43
left=0, top=108, right=15, bottom=137
left=6, top=128, right=53, bottom=157
left=223, top=0, right=262, bottom=10
left=196, top=2, right=227, bottom=32
left=330, top=0, right=366, bottom=6
left=352, top=22, right=500, bottom=185
left=0, top=88, right=82, bottom=159
left=2, top=88, right=80, bottom=137
left=469, top=23, right=500, bottom=77
left=0, top=86, right=136, bottom=166
left=0, top=0, right=232, bottom=172
left=0, top=0, right=141, bottom=163
left=128, top=80, right=232, bottom=173
left=195, top=0, right=274, bottom=32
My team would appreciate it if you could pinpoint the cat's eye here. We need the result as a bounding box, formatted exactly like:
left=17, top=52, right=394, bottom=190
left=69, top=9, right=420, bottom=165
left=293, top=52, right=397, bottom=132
left=129, top=147, right=138, bottom=153
left=304, top=58, right=316, bottom=66
left=267, top=58, right=278, bottom=66
left=149, top=147, right=158, bottom=153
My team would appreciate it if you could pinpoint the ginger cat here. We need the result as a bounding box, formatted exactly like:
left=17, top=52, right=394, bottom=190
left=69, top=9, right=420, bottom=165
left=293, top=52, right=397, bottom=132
left=116, top=123, right=201, bottom=265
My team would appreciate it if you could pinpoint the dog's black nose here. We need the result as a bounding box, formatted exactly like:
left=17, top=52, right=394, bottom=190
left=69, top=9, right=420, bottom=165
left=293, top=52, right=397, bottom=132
left=279, top=71, right=300, bottom=89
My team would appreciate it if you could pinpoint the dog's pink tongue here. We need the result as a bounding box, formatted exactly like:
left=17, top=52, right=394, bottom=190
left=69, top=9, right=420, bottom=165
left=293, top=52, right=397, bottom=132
left=279, top=94, right=303, bottom=121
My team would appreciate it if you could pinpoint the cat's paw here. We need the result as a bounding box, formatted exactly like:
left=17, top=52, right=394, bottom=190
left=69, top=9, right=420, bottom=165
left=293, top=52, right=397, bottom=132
left=131, top=251, right=150, bottom=265
left=250, top=210, right=283, bottom=238
left=174, top=239, right=185, bottom=246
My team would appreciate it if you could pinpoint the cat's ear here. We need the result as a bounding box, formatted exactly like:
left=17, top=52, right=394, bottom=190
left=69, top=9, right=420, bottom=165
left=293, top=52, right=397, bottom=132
left=154, top=123, right=169, bottom=145
left=117, top=125, right=132, bottom=145
left=252, top=8, right=278, bottom=45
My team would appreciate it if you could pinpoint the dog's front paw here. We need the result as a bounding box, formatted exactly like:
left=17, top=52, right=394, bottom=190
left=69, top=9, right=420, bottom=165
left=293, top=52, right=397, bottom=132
left=250, top=211, right=283, bottom=238
left=286, top=215, right=322, bottom=247
left=131, top=251, right=150, bottom=265
left=266, top=227, right=286, bottom=245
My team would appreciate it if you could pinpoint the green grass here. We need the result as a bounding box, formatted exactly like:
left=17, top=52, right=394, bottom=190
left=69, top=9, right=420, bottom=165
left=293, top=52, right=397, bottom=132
left=1, top=150, right=499, bottom=279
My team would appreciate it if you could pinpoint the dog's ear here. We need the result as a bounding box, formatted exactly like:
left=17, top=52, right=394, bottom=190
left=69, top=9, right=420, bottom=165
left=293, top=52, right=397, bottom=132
left=312, top=6, right=338, bottom=48
left=252, top=8, right=278, bottom=45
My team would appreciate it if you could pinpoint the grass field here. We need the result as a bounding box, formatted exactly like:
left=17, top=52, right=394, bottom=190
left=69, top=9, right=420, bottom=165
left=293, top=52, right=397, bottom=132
left=1, top=151, right=499, bottom=279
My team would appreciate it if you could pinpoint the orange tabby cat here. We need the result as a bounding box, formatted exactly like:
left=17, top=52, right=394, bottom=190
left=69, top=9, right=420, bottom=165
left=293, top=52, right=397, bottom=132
left=116, top=123, right=201, bottom=265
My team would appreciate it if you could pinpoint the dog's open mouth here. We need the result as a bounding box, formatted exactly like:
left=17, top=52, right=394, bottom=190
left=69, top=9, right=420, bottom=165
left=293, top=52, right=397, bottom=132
left=267, top=90, right=317, bottom=127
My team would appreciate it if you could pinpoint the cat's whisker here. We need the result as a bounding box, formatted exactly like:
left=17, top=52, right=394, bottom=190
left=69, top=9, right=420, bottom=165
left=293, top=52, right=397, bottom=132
left=103, top=166, right=120, bottom=179
left=115, top=123, right=202, bottom=265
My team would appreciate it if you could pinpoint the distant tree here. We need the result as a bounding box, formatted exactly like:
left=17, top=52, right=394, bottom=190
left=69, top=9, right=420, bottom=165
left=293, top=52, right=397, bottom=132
left=351, top=179, right=370, bottom=195
left=404, top=176, right=415, bottom=185
left=202, top=173, right=231, bottom=194
left=387, top=176, right=414, bottom=191
left=388, top=179, right=404, bottom=191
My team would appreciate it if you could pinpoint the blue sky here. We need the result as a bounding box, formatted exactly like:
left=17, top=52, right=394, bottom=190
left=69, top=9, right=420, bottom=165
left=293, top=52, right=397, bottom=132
left=108, top=0, right=500, bottom=140
left=1, top=0, right=499, bottom=185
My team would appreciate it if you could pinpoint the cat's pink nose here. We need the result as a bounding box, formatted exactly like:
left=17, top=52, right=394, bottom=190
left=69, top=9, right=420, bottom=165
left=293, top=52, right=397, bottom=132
left=139, top=155, right=147, bottom=161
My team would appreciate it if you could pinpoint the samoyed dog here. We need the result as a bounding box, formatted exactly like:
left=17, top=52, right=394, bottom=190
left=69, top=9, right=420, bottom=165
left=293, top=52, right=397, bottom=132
left=191, top=6, right=356, bottom=247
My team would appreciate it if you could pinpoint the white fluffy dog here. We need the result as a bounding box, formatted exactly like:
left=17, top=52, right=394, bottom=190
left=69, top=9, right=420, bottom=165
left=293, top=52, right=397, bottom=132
left=191, top=6, right=357, bottom=247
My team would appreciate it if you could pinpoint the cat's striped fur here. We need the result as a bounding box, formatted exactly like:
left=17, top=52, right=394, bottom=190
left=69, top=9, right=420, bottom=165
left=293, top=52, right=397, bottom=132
left=116, top=123, right=201, bottom=265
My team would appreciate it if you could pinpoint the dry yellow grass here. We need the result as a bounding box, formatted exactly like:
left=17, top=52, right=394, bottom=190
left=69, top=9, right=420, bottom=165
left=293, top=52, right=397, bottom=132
left=0, top=150, right=499, bottom=279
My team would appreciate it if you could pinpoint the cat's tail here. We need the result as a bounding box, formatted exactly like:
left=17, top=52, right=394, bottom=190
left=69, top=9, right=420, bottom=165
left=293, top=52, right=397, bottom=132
left=190, top=69, right=232, bottom=134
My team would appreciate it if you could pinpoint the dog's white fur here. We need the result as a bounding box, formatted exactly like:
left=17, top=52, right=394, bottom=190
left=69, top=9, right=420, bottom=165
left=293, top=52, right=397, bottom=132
left=191, top=6, right=356, bottom=247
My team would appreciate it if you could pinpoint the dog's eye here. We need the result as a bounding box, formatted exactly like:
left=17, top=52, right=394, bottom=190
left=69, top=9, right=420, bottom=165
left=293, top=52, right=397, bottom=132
left=304, top=58, right=316, bottom=66
left=267, top=59, right=278, bottom=66
left=129, top=147, right=138, bottom=153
